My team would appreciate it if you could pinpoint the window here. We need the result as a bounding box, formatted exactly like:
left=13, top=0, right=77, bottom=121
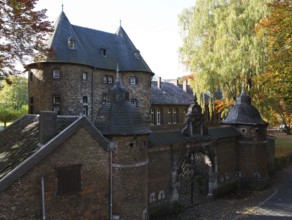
left=149, top=192, right=156, bottom=203
left=56, top=164, right=82, bottom=195
left=29, top=105, right=34, bottom=114
left=100, top=48, right=107, bottom=57
left=68, top=38, right=75, bottom=49
left=108, top=75, right=113, bottom=84
left=130, top=76, right=137, bottom=85
left=102, top=93, right=107, bottom=103
left=134, top=50, right=141, bottom=60
left=83, top=106, right=88, bottom=116
left=151, top=108, right=155, bottom=125
left=83, top=96, right=88, bottom=104
left=53, top=69, right=60, bottom=79
left=156, top=109, right=161, bottom=125
left=168, top=109, right=172, bottom=124
left=172, top=109, right=177, bottom=124
left=103, top=75, right=113, bottom=84
left=130, top=99, right=138, bottom=106
left=53, top=105, right=60, bottom=114
left=82, top=72, right=88, bottom=81
left=53, top=96, right=61, bottom=104
left=158, top=190, right=165, bottom=200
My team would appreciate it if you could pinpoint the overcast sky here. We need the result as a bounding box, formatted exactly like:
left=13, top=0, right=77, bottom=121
left=36, top=0, right=195, bottom=79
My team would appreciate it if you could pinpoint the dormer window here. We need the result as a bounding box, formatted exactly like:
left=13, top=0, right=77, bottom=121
left=134, top=50, right=141, bottom=60
left=68, top=37, right=75, bottom=49
left=100, top=48, right=107, bottom=57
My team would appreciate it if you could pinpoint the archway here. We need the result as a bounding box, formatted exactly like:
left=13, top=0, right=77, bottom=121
left=178, top=152, right=212, bottom=207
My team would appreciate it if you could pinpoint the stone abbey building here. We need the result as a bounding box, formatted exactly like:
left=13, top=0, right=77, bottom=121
left=0, top=11, right=274, bottom=220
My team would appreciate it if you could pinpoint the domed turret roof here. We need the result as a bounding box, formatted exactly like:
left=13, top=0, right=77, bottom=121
left=222, top=91, right=268, bottom=125
left=94, top=70, right=150, bottom=136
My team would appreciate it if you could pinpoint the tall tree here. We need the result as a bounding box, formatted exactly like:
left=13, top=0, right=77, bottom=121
left=0, top=75, right=28, bottom=128
left=0, top=0, right=53, bottom=79
left=0, top=75, right=28, bottom=109
left=253, top=0, right=292, bottom=133
left=178, top=0, right=270, bottom=114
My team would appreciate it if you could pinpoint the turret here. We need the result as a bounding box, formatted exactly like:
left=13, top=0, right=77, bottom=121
left=222, top=90, right=269, bottom=185
left=95, top=68, right=150, bottom=219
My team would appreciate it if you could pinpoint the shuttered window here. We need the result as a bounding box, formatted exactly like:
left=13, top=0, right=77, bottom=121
left=56, top=164, right=82, bottom=195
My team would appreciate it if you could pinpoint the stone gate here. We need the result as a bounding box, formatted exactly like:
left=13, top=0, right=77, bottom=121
left=148, top=92, right=274, bottom=209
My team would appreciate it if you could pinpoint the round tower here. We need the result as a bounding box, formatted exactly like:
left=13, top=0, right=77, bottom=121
left=222, top=91, right=269, bottom=185
left=95, top=70, right=150, bottom=220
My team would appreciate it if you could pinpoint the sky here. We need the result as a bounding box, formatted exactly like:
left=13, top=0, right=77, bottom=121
left=36, top=0, right=195, bottom=79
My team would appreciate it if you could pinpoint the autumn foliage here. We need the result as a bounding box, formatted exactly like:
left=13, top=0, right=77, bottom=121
left=0, top=0, right=53, bottom=78
left=254, top=0, right=292, bottom=133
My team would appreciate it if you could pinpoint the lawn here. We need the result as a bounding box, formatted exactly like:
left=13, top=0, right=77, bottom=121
left=274, top=134, right=292, bottom=158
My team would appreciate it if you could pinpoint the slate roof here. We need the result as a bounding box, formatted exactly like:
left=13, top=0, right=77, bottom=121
left=30, top=11, right=153, bottom=74
left=208, top=127, right=240, bottom=139
left=149, top=130, right=212, bottom=147
left=0, top=114, right=113, bottom=191
left=151, top=81, right=194, bottom=105
left=0, top=114, right=79, bottom=179
left=95, top=75, right=150, bottom=136
left=222, top=91, right=268, bottom=125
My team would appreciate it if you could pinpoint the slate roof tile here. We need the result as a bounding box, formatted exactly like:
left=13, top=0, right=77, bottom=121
left=0, top=115, right=79, bottom=179
left=33, top=11, right=153, bottom=74
left=151, top=81, right=193, bottom=105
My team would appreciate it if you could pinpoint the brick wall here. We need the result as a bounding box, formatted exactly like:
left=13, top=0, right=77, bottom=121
left=148, top=146, right=173, bottom=204
left=0, top=127, right=110, bottom=220
left=213, top=138, right=238, bottom=194
left=111, top=135, right=149, bottom=219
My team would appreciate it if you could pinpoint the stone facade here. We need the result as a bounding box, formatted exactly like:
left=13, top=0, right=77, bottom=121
left=28, top=64, right=152, bottom=121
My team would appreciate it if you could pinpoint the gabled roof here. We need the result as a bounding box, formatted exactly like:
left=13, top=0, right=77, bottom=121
left=34, top=11, right=153, bottom=74
left=151, top=81, right=193, bottom=105
left=0, top=114, right=113, bottom=192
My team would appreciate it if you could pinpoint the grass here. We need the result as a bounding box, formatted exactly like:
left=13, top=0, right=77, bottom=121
left=271, top=133, right=292, bottom=169
left=275, top=138, right=292, bottom=158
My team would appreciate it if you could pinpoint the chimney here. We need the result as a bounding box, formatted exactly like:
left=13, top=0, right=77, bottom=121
left=157, top=77, right=161, bottom=89
left=39, top=111, right=57, bottom=144
left=183, top=80, right=187, bottom=92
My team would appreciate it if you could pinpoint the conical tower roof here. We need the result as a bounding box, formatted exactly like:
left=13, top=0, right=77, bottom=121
left=222, top=91, right=268, bottom=125
left=95, top=69, right=150, bottom=136
left=31, top=11, right=153, bottom=74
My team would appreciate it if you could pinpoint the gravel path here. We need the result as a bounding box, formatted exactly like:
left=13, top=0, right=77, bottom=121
left=175, top=186, right=276, bottom=220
